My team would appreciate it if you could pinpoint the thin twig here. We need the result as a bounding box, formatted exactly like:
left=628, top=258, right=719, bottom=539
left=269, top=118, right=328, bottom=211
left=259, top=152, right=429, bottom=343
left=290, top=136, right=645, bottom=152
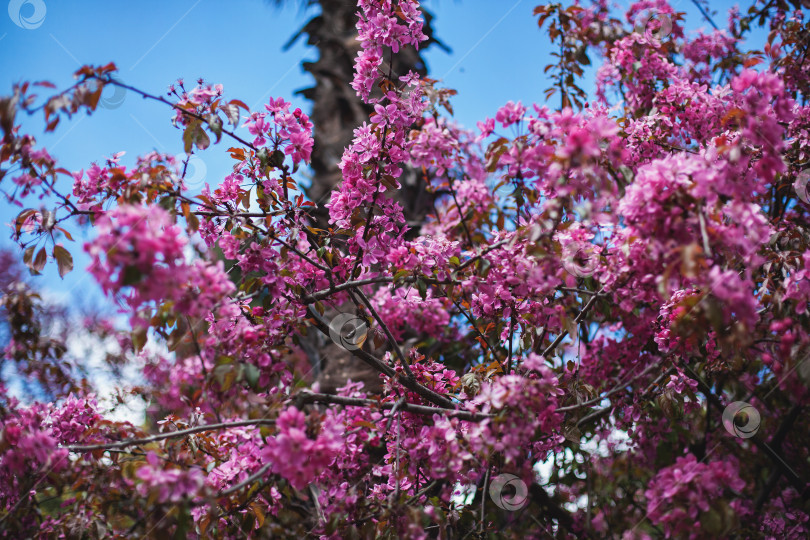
left=542, top=287, right=604, bottom=358
left=479, top=465, right=490, bottom=534
left=67, top=419, right=276, bottom=452
left=689, top=0, right=720, bottom=30
left=294, top=391, right=489, bottom=422
left=456, top=239, right=510, bottom=272
left=557, top=363, right=658, bottom=412
left=92, top=76, right=259, bottom=151
left=351, top=288, right=414, bottom=378
left=304, top=306, right=456, bottom=409
left=219, top=463, right=273, bottom=496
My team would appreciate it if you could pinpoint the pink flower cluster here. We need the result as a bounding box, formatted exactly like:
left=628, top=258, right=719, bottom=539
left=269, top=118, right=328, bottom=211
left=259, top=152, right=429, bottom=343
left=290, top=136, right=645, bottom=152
left=383, top=353, right=460, bottom=404
left=469, top=354, right=564, bottom=463
left=263, top=407, right=344, bottom=490
left=86, top=204, right=187, bottom=303
left=759, top=487, right=810, bottom=539
left=45, top=394, right=100, bottom=444
left=5, top=0, right=810, bottom=535
left=352, top=0, right=426, bottom=99
left=0, top=404, right=65, bottom=478
left=394, top=414, right=473, bottom=489
left=644, top=453, right=745, bottom=538
left=72, top=152, right=187, bottom=211
left=371, top=286, right=453, bottom=342
left=326, top=1, right=431, bottom=277
left=136, top=452, right=206, bottom=504
left=385, top=234, right=461, bottom=279
left=170, top=80, right=224, bottom=126
left=465, top=232, right=560, bottom=321
left=654, top=288, right=703, bottom=355
left=243, top=96, right=314, bottom=165
left=730, top=69, right=794, bottom=184
left=142, top=353, right=211, bottom=413
left=86, top=205, right=234, bottom=325
left=783, top=250, right=810, bottom=315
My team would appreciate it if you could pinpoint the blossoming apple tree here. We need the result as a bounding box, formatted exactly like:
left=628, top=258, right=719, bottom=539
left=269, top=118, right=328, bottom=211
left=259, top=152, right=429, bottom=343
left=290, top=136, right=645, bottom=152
left=2, top=0, right=810, bottom=537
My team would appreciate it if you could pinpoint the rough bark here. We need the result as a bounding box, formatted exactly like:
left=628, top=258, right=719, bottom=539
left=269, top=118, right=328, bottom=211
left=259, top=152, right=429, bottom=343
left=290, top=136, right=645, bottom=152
left=286, top=0, right=447, bottom=231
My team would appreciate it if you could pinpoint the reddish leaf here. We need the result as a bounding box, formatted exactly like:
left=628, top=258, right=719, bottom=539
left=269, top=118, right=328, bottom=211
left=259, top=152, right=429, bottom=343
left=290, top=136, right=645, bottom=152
left=53, top=245, right=73, bottom=278
left=230, top=99, right=250, bottom=111
left=23, top=246, right=35, bottom=267
left=32, top=247, right=47, bottom=272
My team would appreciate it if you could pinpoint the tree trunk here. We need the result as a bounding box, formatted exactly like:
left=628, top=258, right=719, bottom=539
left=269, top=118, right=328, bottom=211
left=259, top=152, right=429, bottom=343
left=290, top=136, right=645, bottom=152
left=283, top=0, right=447, bottom=394
left=288, top=0, right=446, bottom=230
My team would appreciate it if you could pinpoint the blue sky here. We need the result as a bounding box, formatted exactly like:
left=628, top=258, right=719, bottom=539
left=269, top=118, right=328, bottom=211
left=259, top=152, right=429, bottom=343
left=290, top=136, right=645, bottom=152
left=0, top=0, right=750, bottom=306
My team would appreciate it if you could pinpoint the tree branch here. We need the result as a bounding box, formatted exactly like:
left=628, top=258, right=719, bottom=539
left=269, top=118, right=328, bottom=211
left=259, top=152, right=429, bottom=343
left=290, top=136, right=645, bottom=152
left=305, top=304, right=455, bottom=409
left=294, top=391, right=490, bottom=422
left=66, top=419, right=277, bottom=452
left=542, top=287, right=604, bottom=358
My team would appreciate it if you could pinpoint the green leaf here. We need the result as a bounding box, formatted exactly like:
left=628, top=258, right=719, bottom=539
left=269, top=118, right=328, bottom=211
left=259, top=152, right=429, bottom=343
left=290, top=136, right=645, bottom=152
left=186, top=211, right=199, bottom=232
left=243, top=362, right=260, bottom=390
left=182, top=122, right=197, bottom=154
left=269, top=149, right=285, bottom=168
left=121, top=265, right=141, bottom=286
left=416, top=278, right=427, bottom=300
left=159, top=196, right=175, bottom=212
left=229, top=99, right=250, bottom=111
left=257, top=147, right=270, bottom=168
left=15, top=209, right=36, bottom=236
left=477, top=258, right=491, bottom=278
left=183, top=121, right=210, bottom=152
left=132, top=327, right=148, bottom=352
left=485, top=137, right=509, bottom=172
left=213, top=364, right=236, bottom=392
left=53, top=245, right=73, bottom=278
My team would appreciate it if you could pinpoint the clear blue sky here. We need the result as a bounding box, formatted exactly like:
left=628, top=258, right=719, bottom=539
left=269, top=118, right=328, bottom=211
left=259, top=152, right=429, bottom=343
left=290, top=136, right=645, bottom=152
left=0, top=0, right=749, bottom=306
